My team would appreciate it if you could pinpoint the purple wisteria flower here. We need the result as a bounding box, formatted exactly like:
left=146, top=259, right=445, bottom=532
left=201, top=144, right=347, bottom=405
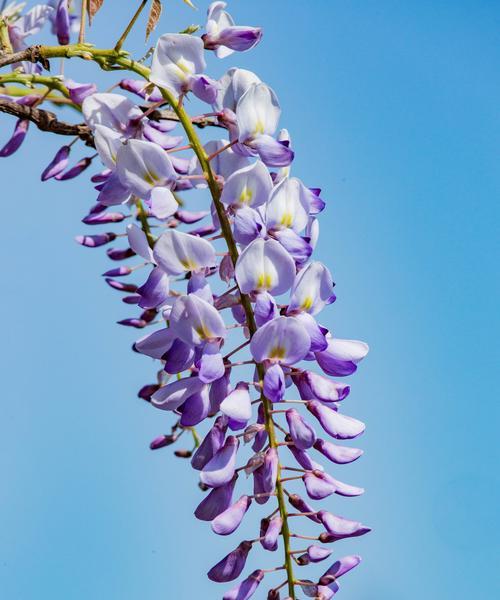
left=0, top=2, right=371, bottom=597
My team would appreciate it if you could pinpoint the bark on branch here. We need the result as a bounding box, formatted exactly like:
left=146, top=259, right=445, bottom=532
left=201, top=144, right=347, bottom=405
left=0, top=98, right=95, bottom=145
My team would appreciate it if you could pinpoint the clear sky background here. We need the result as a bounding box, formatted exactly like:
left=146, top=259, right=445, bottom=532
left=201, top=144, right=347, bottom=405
left=1, top=1, right=499, bottom=598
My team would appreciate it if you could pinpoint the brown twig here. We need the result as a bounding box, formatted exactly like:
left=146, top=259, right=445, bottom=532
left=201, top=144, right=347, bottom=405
left=0, top=98, right=94, bottom=145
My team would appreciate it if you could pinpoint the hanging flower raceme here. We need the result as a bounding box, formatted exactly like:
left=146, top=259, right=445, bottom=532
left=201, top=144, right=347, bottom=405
left=0, top=2, right=371, bottom=598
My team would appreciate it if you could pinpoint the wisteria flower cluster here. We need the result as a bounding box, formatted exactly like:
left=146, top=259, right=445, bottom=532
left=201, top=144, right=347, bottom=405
left=0, top=1, right=369, bottom=598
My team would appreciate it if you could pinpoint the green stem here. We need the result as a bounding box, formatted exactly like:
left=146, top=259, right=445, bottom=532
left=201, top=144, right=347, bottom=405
left=0, top=73, right=71, bottom=97
left=114, top=0, right=149, bottom=52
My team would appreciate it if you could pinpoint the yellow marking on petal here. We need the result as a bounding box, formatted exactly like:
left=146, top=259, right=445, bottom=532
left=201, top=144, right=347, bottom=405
left=239, top=186, right=253, bottom=204
left=195, top=323, right=212, bottom=340
left=257, top=272, right=273, bottom=290
left=176, top=58, right=192, bottom=74
left=143, top=170, right=160, bottom=186
left=301, top=296, right=313, bottom=311
left=269, top=345, right=286, bottom=360
left=253, top=120, right=265, bottom=135
left=280, top=211, right=294, bottom=228
left=180, top=258, right=198, bottom=270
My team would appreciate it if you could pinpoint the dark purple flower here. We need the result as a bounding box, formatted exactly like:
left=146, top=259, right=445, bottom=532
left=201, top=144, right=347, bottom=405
left=191, top=416, right=227, bottom=471
left=0, top=119, right=29, bottom=157
left=75, top=232, right=117, bottom=247
left=253, top=447, right=278, bottom=504
left=195, top=476, right=237, bottom=521
left=55, top=157, right=92, bottom=180
left=54, top=0, right=70, bottom=44
left=41, top=145, right=70, bottom=180
left=207, top=540, right=252, bottom=583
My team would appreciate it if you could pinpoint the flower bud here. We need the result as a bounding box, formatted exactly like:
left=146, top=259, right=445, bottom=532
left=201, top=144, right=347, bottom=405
left=149, top=434, right=177, bottom=450
left=174, top=449, right=192, bottom=458
left=107, top=247, right=136, bottom=261
left=41, top=145, right=70, bottom=181
left=75, top=232, right=117, bottom=247
left=0, top=119, right=29, bottom=157
left=55, top=157, right=92, bottom=180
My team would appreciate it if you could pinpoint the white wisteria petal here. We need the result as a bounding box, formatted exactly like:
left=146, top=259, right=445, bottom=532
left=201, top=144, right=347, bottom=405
left=116, top=139, right=176, bottom=199
left=236, top=83, right=281, bottom=142
left=220, top=160, right=273, bottom=209
left=235, top=237, right=295, bottom=295
left=150, top=33, right=206, bottom=95
left=153, top=229, right=216, bottom=275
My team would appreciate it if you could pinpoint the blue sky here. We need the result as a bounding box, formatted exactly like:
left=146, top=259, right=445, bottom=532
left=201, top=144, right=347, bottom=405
left=1, top=1, right=498, bottom=598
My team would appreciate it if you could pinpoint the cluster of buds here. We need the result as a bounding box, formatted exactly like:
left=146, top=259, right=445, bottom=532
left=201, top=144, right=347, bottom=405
left=0, top=2, right=370, bottom=598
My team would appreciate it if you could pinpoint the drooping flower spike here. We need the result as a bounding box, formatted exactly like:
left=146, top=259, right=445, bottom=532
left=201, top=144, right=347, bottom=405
left=0, top=2, right=370, bottom=598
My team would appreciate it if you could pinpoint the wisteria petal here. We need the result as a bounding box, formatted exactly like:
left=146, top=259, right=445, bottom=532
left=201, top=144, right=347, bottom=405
left=263, top=363, right=285, bottom=403
left=215, top=67, right=261, bottom=113
left=233, top=206, right=265, bottom=245
left=235, top=238, right=295, bottom=295
left=293, top=371, right=350, bottom=402
left=317, top=511, right=369, bottom=538
left=315, top=336, right=369, bottom=377
left=191, top=415, right=227, bottom=471
left=236, top=83, right=281, bottom=141
left=266, top=177, right=310, bottom=232
left=293, top=313, right=328, bottom=352
left=169, top=294, right=226, bottom=345
left=320, top=556, right=362, bottom=584
left=191, top=74, right=220, bottom=104
left=126, top=223, right=154, bottom=263
left=260, top=515, right=282, bottom=551
left=254, top=292, right=279, bottom=327
left=307, top=401, right=365, bottom=440
left=286, top=409, right=317, bottom=450
left=303, top=471, right=338, bottom=500
left=150, top=33, right=206, bottom=96
left=220, top=383, right=252, bottom=423
left=207, top=540, right=252, bottom=583
left=222, top=569, right=264, bottom=600
left=180, top=385, right=211, bottom=426
left=313, top=439, right=363, bottom=465
left=250, top=316, right=310, bottom=364
left=153, top=229, right=216, bottom=275
left=198, top=343, right=225, bottom=383
left=195, top=477, right=236, bottom=521
left=150, top=187, right=178, bottom=220
left=41, top=145, right=70, bottom=180
left=288, top=261, right=335, bottom=315
left=151, top=376, right=204, bottom=411
left=211, top=495, right=252, bottom=535
left=253, top=447, right=278, bottom=504
left=137, top=267, right=169, bottom=309
left=82, top=93, right=142, bottom=132
left=116, top=139, right=176, bottom=199
left=221, top=160, right=273, bottom=209
left=201, top=435, right=239, bottom=488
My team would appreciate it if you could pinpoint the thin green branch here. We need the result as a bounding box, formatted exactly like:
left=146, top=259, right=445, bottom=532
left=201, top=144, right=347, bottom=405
left=114, top=1, right=149, bottom=52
